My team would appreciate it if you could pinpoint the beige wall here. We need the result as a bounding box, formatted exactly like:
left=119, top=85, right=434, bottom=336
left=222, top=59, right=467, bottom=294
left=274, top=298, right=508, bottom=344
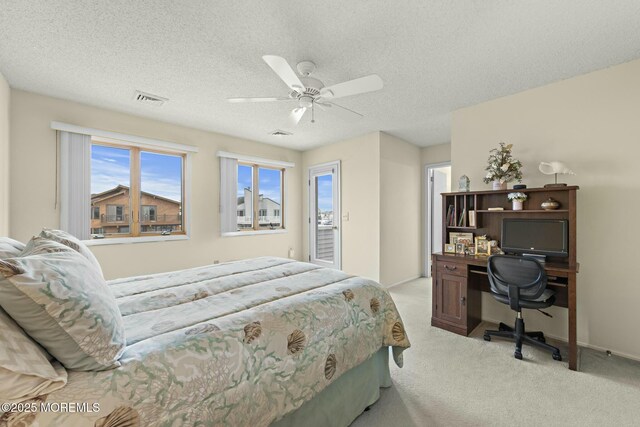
left=380, top=132, right=421, bottom=286
left=9, top=90, right=302, bottom=279
left=452, top=58, right=640, bottom=360
left=421, top=142, right=451, bottom=167
left=302, top=131, right=421, bottom=286
left=302, top=133, right=381, bottom=281
left=0, top=72, right=9, bottom=236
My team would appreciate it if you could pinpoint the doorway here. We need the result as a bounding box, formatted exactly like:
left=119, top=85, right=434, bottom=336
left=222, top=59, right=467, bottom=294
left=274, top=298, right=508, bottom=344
left=308, top=161, right=341, bottom=270
left=425, top=163, right=451, bottom=277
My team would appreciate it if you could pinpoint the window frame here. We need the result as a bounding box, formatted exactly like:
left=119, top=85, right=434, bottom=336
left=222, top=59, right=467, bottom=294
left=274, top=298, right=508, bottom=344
left=237, top=162, right=286, bottom=233
left=89, top=138, right=188, bottom=241
left=91, top=206, right=100, bottom=220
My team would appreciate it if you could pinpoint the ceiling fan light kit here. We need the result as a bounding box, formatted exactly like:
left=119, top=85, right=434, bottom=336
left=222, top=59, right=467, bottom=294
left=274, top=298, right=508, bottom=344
left=228, top=55, right=383, bottom=127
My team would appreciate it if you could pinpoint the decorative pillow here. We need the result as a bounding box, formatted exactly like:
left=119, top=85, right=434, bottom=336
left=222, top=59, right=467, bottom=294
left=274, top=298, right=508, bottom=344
left=0, top=237, right=25, bottom=259
left=0, top=238, right=125, bottom=371
left=39, top=228, right=104, bottom=279
left=0, top=307, right=67, bottom=403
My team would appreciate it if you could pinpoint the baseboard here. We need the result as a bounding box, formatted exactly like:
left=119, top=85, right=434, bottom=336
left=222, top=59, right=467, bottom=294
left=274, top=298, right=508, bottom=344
left=386, top=275, right=421, bottom=289
left=480, top=316, right=640, bottom=363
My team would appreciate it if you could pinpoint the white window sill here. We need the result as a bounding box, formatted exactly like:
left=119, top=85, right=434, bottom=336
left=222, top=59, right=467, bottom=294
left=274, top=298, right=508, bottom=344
left=83, top=234, right=189, bottom=246
left=222, top=229, right=287, bottom=237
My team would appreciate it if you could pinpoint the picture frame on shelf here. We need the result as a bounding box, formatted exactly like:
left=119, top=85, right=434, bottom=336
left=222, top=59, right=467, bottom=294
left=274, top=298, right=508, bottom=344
left=449, top=232, right=473, bottom=246
left=475, top=236, right=491, bottom=256
left=444, top=243, right=456, bottom=253
left=455, top=243, right=466, bottom=255
left=467, top=246, right=476, bottom=256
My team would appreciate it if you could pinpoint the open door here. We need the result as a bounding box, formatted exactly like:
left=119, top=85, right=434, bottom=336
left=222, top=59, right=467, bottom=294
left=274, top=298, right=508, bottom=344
left=308, top=161, right=341, bottom=269
left=426, top=164, right=451, bottom=277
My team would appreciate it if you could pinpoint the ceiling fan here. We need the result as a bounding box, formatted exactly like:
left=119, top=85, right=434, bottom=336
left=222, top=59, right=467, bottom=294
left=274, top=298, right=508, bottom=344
left=228, top=55, right=383, bottom=126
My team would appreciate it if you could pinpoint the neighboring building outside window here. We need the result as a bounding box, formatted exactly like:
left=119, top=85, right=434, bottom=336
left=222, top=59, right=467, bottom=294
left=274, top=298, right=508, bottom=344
left=235, top=163, right=284, bottom=231
left=90, top=142, right=185, bottom=238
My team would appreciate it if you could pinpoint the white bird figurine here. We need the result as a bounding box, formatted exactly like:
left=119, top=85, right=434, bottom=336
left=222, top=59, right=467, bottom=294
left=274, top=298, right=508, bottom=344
left=539, top=161, right=575, bottom=187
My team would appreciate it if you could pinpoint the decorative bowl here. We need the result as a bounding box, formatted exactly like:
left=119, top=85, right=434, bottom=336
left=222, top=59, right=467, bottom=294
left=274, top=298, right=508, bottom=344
left=541, top=197, right=560, bottom=210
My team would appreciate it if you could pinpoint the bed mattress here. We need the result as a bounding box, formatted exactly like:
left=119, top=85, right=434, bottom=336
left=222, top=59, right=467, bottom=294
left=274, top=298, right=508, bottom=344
left=5, top=257, right=410, bottom=426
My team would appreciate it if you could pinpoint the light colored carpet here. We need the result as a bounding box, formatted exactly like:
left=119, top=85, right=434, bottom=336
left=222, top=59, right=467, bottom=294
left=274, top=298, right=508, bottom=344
left=351, top=278, right=640, bottom=426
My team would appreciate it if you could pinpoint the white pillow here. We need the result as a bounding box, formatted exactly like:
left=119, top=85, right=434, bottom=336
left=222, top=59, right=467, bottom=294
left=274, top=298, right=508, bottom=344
left=0, top=237, right=25, bottom=259
left=0, top=308, right=67, bottom=403
left=0, top=237, right=125, bottom=371
left=39, top=228, right=104, bottom=279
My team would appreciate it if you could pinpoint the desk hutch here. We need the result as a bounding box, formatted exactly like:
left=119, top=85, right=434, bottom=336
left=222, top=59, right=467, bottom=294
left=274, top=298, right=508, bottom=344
left=431, top=186, right=579, bottom=370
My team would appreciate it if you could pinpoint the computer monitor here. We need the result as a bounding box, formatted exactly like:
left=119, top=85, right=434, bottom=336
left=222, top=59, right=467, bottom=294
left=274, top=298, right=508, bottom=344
left=501, top=218, right=569, bottom=258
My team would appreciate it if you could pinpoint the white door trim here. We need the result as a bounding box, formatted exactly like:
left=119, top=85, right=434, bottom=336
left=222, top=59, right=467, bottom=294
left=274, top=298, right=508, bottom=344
left=308, top=161, right=341, bottom=270
left=424, top=162, right=451, bottom=277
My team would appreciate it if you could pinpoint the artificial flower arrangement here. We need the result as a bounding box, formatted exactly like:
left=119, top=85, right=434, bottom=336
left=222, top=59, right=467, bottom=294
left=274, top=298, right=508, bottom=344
left=483, top=142, right=523, bottom=186
left=507, top=192, right=527, bottom=202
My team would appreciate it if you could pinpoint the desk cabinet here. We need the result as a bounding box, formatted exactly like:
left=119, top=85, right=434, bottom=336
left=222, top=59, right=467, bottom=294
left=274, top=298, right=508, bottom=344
left=433, top=186, right=579, bottom=370
left=432, top=257, right=481, bottom=336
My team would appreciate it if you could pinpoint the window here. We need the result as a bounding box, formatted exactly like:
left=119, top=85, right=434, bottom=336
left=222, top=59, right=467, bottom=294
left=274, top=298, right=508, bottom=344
left=219, top=152, right=292, bottom=235
left=142, top=205, right=157, bottom=222
left=235, top=164, right=284, bottom=231
left=237, top=164, right=284, bottom=231
left=90, top=141, right=185, bottom=239
left=54, top=122, right=197, bottom=242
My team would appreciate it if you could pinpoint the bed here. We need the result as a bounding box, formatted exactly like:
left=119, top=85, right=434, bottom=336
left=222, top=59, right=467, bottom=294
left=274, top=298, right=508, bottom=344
left=1, top=255, right=410, bottom=427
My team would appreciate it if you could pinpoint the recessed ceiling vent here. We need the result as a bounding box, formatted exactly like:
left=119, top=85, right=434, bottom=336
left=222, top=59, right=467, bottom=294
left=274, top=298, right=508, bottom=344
left=269, top=129, right=293, bottom=136
left=134, top=90, right=168, bottom=107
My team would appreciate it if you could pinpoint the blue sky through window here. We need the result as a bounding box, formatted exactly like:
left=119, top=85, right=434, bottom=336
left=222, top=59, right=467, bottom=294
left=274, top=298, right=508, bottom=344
left=317, top=174, right=333, bottom=212
left=237, top=166, right=282, bottom=206
left=237, top=165, right=252, bottom=197
left=91, top=145, right=182, bottom=202
left=140, top=151, right=182, bottom=202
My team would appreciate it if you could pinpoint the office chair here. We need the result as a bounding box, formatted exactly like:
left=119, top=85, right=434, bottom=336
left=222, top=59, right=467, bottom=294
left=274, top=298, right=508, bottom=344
left=483, top=255, right=562, bottom=361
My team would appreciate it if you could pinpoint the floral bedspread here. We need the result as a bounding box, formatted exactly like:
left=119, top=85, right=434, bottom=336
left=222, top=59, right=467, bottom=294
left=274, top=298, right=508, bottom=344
left=3, top=257, right=410, bottom=427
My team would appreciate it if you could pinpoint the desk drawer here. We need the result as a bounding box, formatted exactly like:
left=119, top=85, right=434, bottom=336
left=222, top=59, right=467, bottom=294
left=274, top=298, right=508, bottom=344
left=436, top=261, right=467, bottom=277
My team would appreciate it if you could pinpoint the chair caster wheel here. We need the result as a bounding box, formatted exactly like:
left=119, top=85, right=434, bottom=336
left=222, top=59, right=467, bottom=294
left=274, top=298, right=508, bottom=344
left=514, top=351, right=523, bottom=360
left=553, top=352, right=562, bottom=361
left=483, top=334, right=491, bottom=341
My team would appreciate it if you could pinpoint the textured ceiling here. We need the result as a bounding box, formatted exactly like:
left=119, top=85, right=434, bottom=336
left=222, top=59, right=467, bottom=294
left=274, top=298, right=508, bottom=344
left=1, top=1, right=640, bottom=150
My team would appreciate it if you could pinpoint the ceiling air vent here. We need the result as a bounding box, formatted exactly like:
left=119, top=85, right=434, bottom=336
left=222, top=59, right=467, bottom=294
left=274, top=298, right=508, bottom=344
left=133, top=90, right=168, bottom=107
left=269, top=129, right=293, bottom=136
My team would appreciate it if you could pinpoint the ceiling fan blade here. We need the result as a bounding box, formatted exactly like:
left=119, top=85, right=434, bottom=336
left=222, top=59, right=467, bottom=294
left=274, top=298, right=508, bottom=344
left=287, top=107, right=307, bottom=127
left=320, top=74, right=383, bottom=99
left=227, top=97, right=290, bottom=103
left=262, top=55, right=305, bottom=92
left=319, top=102, right=364, bottom=121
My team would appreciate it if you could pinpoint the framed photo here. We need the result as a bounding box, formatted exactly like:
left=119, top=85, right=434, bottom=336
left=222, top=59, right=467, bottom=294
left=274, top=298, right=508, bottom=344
left=449, top=232, right=473, bottom=246
left=467, top=246, right=476, bottom=256
left=444, top=243, right=456, bottom=253
left=475, top=236, right=491, bottom=256
left=455, top=243, right=466, bottom=254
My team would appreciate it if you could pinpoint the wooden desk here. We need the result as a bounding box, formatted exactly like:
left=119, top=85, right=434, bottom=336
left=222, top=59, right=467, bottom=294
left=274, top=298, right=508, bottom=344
left=431, top=252, right=579, bottom=370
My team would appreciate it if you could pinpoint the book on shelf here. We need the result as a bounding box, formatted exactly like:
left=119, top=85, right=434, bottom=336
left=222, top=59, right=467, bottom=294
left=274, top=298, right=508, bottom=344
left=468, top=210, right=476, bottom=227
left=446, top=205, right=455, bottom=226
left=487, top=207, right=504, bottom=211
left=458, top=208, right=466, bottom=227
